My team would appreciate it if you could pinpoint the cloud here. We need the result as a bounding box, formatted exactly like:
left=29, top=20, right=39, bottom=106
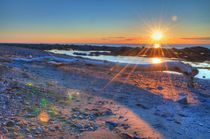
left=124, top=38, right=136, bottom=41
left=181, top=37, right=210, bottom=40
left=107, top=37, right=127, bottom=39
left=102, top=37, right=133, bottom=41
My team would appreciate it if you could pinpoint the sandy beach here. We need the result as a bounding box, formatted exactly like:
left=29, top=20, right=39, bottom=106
left=0, top=45, right=209, bottom=139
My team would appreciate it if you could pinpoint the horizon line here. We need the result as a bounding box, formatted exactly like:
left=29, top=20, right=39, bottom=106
left=0, top=42, right=210, bottom=45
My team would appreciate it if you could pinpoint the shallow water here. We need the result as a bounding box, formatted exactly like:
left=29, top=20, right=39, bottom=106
left=47, top=50, right=210, bottom=80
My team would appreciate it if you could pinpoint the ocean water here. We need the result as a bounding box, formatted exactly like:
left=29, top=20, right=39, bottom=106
left=72, top=43, right=210, bottom=49
left=48, top=49, right=210, bottom=80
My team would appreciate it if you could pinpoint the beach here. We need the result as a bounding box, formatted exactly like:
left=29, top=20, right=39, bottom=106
left=0, top=45, right=210, bottom=139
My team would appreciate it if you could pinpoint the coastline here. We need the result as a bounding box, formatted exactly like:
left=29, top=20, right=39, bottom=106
left=1, top=43, right=210, bottom=62
left=0, top=45, right=210, bottom=138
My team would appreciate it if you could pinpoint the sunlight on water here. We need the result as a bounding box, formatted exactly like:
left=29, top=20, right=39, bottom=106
left=153, top=43, right=161, bottom=48
left=48, top=50, right=210, bottom=79
left=151, top=57, right=162, bottom=64
left=195, top=69, right=210, bottom=79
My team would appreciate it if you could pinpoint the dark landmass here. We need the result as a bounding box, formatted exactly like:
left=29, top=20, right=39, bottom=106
left=0, top=43, right=210, bottom=62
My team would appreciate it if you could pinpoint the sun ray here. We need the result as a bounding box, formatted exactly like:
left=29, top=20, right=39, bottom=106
left=103, top=64, right=130, bottom=89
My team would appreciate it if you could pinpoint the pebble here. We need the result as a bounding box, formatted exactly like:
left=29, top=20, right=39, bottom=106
left=74, top=123, right=83, bottom=130
left=121, top=124, right=130, bottom=130
left=121, top=133, right=133, bottom=139
left=177, top=94, right=188, bottom=105
left=157, top=86, right=163, bottom=90
left=119, top=115, right=124, bottom=119
left=24, top=113, right=36, bottom=118
left=102, top=109, right=113, bottom=116
left=1, top=127, right=8, bottom=134
left=49, top=127, right=56, bottom=132
left=105, top=121, right=118, bottom=130
left=84, top=124, right=98, bottom=131
left=121, top=133, right=141, bottom=139
left=89, top=112, right=97, bottom=121
left=178, top=113, right=188, bottom=117
left=26, top=134, right=33, bottom=138
left=136, top=103, right=149, bottom=109
left=5, top=120, right=15, bottom=127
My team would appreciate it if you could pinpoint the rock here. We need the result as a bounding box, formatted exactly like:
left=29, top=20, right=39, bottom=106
left=136, top=103, right=149, bottom=109
left=74, top=123, right=83, bottom=130
left=157, top=86, right=163, bottom=90
left=73, top=52, right=87, bottom=56
left=121, top=124, right=130, bottom=130
left=105, top=121, right=118, bottom=130
left=178, top=113, right=188, bottom=117
left=25, top=127, right=31, bottom=133
left=84, top=124, right=91, bottom=130
left=133, top=137, right=142, bottom=139
left=102, top=109, right=113, bottom=116
left=174, top=119, right=181, bottom=124
left=84, top=124, right=98, bottom=131
left=24, top=113, right=36, bottom=118
left=146, top=87, right=152, bottom=90
left=119, top=115, right=124, bottom=119
left=89, top=112, right=97, bottom=121
left=54, top=124, right=62, bottom=131
left=89, top=124, right=98, bottom=131
left=31, top=127, right=41, bottom=135
left=26, top=134, right=33, bottom=138
left=177, top=94, right=188, bottom=105
left=1, top=127, right=8, bottom=134
left=49, top=127, right=56, bottom=132
left=5, top=120, right=15, bottom=127
left=121, top=133, right=141, bottom=139
left=121, top=133, right=133, bottom=139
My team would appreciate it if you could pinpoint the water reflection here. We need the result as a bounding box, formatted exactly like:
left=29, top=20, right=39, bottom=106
left=153, top=43, right=161, bottom=48
left=152, top=57, right=162, bottom=64
left=48, top=49, right=210, bottom=79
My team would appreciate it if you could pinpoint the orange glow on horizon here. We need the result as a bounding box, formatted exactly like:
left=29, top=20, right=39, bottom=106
left=0, top=33, right=210, bottom=44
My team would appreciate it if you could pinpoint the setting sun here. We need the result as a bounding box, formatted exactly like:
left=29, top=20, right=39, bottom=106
left=152, top=31, right=162, bottom=40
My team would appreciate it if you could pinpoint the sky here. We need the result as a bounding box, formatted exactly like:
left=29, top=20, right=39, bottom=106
left=0, top=0, right=210, bottom=44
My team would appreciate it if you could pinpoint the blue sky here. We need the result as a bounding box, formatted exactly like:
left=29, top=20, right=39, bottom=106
left=0, top=0, right=210, bottom=43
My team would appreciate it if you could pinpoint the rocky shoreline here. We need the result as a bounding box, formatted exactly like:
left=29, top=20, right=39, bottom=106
left=0, top=45, right=210, bottom=139
left=1, top=43, right=210, bottom=62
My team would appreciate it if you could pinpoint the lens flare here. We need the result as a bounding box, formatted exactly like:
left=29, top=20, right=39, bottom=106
left=38, top=111, right=49, bottom=122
